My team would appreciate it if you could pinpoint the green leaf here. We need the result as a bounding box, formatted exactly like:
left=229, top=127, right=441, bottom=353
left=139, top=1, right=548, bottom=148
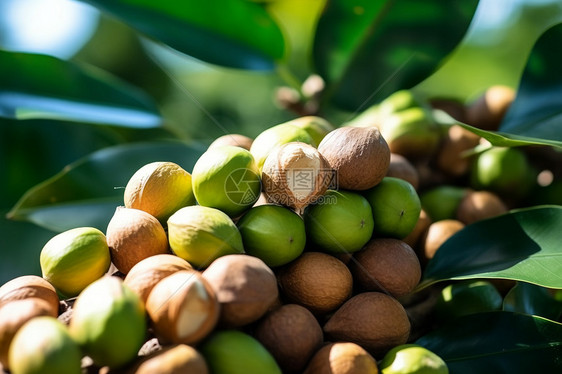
left=7, top=141, right=206, bottom=232
left=0, top=212, right=56, bottom=285
left=416, top=311, right=562, bottom=373
left=503, top=282, right=562, bottom=321
left=499, top=23, right=562, bottom=145
left=414, top=1, right=562, bottom=102
left=419, top=205, right=562, bottom=290
left=429, top=22, right=562, bottom=149
left=432, top=109, right=562, bottom=148
left=0, top=118, right=124, bottom=210
left=80, top=0, right=285, bottom=70
left=0, top=51, right=161, bottom=127
left=314, top=0, right=478, bottom=110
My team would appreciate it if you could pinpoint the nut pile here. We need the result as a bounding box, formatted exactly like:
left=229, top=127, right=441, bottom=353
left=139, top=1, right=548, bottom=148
left=1, top=88, right=559, bottom=374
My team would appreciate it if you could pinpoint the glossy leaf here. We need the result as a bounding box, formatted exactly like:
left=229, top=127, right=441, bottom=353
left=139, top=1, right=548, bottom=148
left=432, top=109, right=562, bottom=148
left=0, top=213, right=56, bottom=285
left=80, top=0, right=285, bottom=70
left=314, top=0, right=478, bottom=110
left=7, top=141, right=206, bottom=232
left=430, top=22, right=562, bottom=148
left=503, top=282, right=562, bottom=321
left=419, top=205, right=562, bottom=290
left=498, top=23, right=562, bottom=145
left=0, top=117, right=124, bottom=209
left=414, top=0, right=562, bottom=103
left=0, top=51, right=161, bottom=127
left=416, top=311, right=562, bottom=373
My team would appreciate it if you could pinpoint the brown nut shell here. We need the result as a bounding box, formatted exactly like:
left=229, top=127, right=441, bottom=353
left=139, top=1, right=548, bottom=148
left=323, top=292, right=410, bottom=357
left=351, top=238, right=421, bottom=298
left=0, top=275, right=59, bottom=316
left=254, top=304, right=323, bottom=373
left=421, top=219, right=465, bottom=264
left=146, top=270, right=219, bottom=345
left=456, top=190, right=508, bottom=225
left=124, top=344, right=209, bottom=374
left=436, top=125, right=481, bottom=177
left=106, top=207, right=170, bottom=274
left=304, top=342, right=379, bottom=374
left=277, top=252, right=352, bottom=315
left=466, top=85, right=516, bottom=131
left=318, top=127, right=390, bottom=190
left=202, top=254, right=278, bottom=328
left=403, top=209, right=432, bottom=252
left=124, top=254, right=193, bottom=304
left=386, top=153, right=419, bottom=190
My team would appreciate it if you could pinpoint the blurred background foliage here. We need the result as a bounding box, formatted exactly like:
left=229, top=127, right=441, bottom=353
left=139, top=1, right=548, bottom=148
left=1, top=0, right=562, bottom=283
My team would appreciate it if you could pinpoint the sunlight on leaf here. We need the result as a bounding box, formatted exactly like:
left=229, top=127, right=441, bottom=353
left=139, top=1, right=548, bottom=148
left=0, top=51, right=161, bottom=127
left=419, top=205, right=562, bottom=290
left=314, top=0, right=478, bottom=111
left=80, top=0, right=285, bottom=70
left=7, top=141, right=205, bottom=231
left=503, top=282, right=562, bottom=321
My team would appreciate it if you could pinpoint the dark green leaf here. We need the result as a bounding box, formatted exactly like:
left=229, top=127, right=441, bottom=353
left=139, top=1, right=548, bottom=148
left=416, top=311, right=562, bottom=374
left=503, top=282, right=562, bottom=321
left=0, top=118, right=124, bottom=210
left=0, top=212, right=56, bottom=285
left=0, top=51, right=161, bottom=127
left=80, top=0, right=285, bottom=70
left=499, top=23, right=562, bottom=145
left=419, top=205, right=562, bottom=290
left=430, top=22, right=562, bottom=149
left=314, top=0, right=478, bottom=110
left=414, top=1, right=562, bottom=103
left=432, top=109, right=562, bottom=148
left=7, top=141, right=206, bottom=232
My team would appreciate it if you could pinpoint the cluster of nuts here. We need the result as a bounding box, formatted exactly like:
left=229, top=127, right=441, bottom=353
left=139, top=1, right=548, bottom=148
left=1, top=85, right=559, bottom=374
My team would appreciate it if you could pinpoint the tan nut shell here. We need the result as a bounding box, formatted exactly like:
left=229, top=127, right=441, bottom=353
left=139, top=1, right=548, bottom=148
left=124, top=254, right=193, bottom=304
left=255, top=304, right=323, bottom=373
left=106, top=207, right=170, bottom=274
left=318, top=127, right=390, bottom=190
left=323, top=292, right=410, bottom=357
left=436, top=125, right=481, bottom=177
left=277, top=252, right=352, bottom=315
left=0, top=298, right=57, bottom=369
left=403, top=209, right=432, bottom=252
left=125, top=344, right=209, bottom=374
left=262, top=142, right=332, bottom=214
left=146, top=270, right=219, bottom=345
left=202, top=254, right=278, bottom=327
left=0, top=275, right=59, bottom=316
left=456, top=190, right=508, bottom=225
left=304, top=342, right=379, bottom=374
left=421, top=219, right=465, bottom=264
left=386, top=153, right=419, bottom=190
left=351, top=238, right=421, bottom=298
left=466, top=85, right=516, bottom=131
